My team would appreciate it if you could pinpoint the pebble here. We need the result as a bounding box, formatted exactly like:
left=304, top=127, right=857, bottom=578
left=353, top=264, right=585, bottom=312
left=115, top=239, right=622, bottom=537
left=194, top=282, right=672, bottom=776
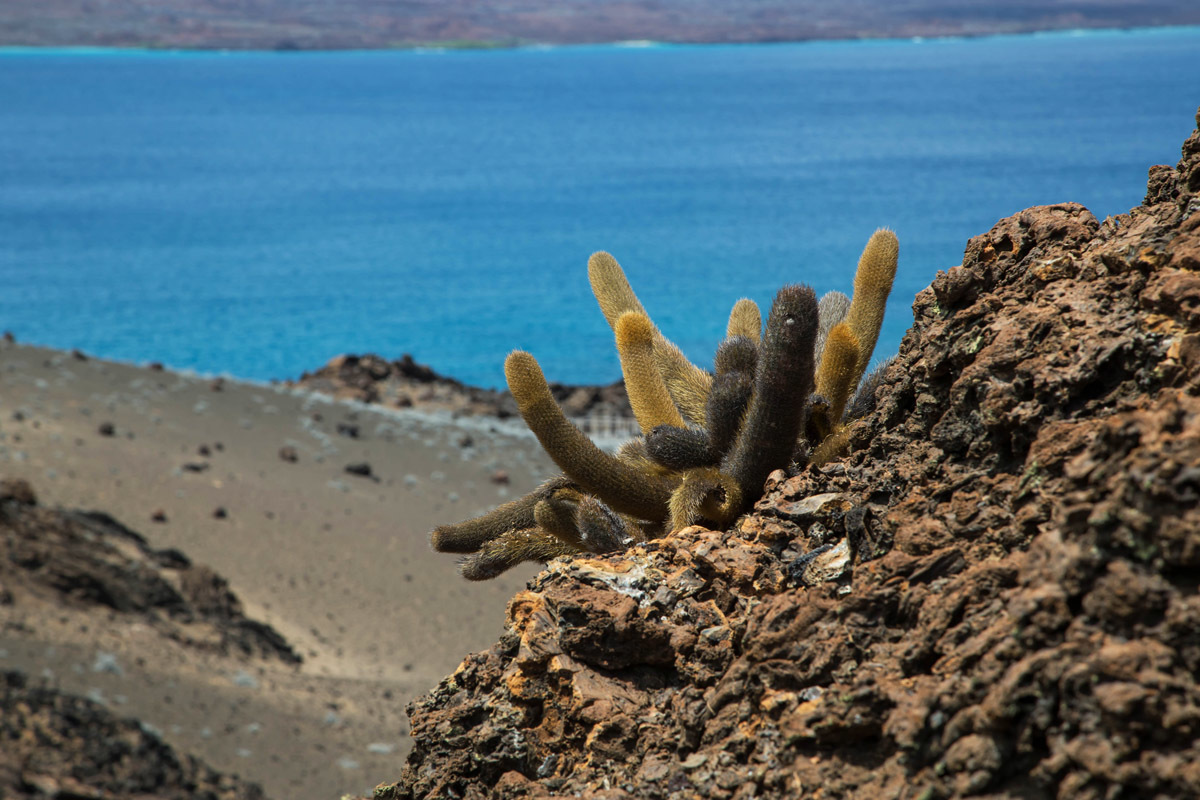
left=92, top=651, right=122, bottom=675
left=231, top=670, right=259, bottom=689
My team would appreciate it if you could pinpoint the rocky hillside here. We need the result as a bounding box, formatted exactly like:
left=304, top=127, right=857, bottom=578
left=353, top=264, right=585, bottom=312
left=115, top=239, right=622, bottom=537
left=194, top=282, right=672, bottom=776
left=1, top=670, right=265, bottom=800
left=374, top=108, right=1200, bottom=799
left=0, top=479, right=294, bottom=797
left=0, top=479, right=299, bottom=665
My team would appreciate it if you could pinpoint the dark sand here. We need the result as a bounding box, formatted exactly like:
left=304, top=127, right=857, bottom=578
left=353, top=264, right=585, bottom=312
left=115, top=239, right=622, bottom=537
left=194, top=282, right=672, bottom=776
left=0, top=340, right=563, bottom=798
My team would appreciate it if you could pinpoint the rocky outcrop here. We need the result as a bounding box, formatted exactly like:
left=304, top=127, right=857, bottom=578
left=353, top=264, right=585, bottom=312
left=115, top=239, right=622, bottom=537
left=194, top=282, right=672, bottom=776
left=0, top=482, right=300, bottom=664
left=290, top=352, right=633, bottom=423
left=374, top=108, right=1200, bottom=799
left=0, top=670, right=265, bottom=800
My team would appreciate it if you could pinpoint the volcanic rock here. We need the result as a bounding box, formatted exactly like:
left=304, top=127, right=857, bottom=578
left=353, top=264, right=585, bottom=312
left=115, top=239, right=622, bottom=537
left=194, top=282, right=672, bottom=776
left=0, top=495, right=300, bottom=664
left=290, top=351, right=634, bottom=422
left=0, top=670, right=265, bottom=800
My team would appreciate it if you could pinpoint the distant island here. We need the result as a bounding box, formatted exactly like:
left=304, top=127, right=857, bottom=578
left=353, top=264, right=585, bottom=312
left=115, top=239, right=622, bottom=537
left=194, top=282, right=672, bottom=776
left=1, top=0, right=1198, bottom=50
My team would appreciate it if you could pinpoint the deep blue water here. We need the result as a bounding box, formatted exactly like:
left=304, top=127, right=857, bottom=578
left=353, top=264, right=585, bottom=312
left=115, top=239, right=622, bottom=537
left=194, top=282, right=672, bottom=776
left=1, top=28, right=1198, bottom=388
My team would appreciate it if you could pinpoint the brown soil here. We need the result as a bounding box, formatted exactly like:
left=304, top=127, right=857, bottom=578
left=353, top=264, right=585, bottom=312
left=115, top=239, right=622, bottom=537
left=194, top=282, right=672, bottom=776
left=373, top=108, right=1200, bottom=799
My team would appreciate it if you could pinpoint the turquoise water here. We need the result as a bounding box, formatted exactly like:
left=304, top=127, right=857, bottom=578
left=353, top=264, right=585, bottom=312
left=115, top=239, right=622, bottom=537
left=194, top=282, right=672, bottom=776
left=1, top=28, right=1198, bottom=388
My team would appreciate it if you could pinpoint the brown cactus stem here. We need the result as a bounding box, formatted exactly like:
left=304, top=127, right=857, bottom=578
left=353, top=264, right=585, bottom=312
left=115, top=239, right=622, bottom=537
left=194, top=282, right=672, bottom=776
left=721, top=284, right=819, bottom=502
left=844, top=229, right=899, bottom=386
left=575, top=496, right=635, bottom=553
left=505, top=350, right=673, bottom=520
left=814, top=321, right=861, bottom=425
left=726, top=298, right=762, bottom=342
left=532, top=490, right=586, bottom=549
left=459, top=528, right=575, bottom=581
left=430, top=475, right=573, bottom=553
left=815, top=290, right=851, bottom=362
left=587, top=251, right=712, bottom=424
left=704, top=370, right=753, bottom=460
left=615, top=310, right=686, bottom=433
left=713, top=335, right=758, bottom=377
left=645, top=424, right=715, bottom=471
left=668, top=467, right=743, bottom=530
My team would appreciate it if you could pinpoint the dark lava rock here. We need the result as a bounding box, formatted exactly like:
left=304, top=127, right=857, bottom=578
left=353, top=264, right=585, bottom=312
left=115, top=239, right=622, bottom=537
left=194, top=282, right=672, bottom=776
left=345, top=462, right=377, bottom=481
left=98, top=421, right=116, bottom=436
left=278, top=445, right=299, bottom=463
left=289, top=351, right=634, bottom=422
left=0, top=477, right=37, bottom=506
left=0, top=496, right=300, bottom=664
left=212, top=506, right=228, bottom=519
left=336, top=422, right=360, bottom=439
left=150, top=509, right=168, bottom=523
left=0, top=670, right=265, bottom=799
left=374, top=109, right=1200, bottom=800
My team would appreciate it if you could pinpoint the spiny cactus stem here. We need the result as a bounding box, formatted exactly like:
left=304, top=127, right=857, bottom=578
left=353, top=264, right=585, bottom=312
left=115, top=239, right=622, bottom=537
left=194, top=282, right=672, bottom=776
left=722, top=284, right=819, bottom=500
left=668, top=467, right=744, bottom=530
left=459, top=527, right=575, bottom=581
left=505, top=350, right=672, bottom=520
left=726, top=298, right=762, bottom=343
left=533, top=492, right=584, bottom=549
left=713, top=335, right=758, bottom=378
left=616, top=311, right=686, bottom=433
left=588, top=250, right=711, bottom=424
left=844, top=229, right=899, bottom=386
left=815, top=321, right=861, bottom=425
left=430, top=475, right=573, bottom=553
left=704, top=370, right=753, bottom=460
left=645, top=424, right=716, bottom=471
left=575, top=496, right=634, bottom=553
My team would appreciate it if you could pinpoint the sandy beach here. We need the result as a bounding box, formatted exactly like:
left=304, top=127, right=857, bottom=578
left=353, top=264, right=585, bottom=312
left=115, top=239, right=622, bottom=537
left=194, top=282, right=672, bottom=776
left=0, top=338, right=561, bottom=798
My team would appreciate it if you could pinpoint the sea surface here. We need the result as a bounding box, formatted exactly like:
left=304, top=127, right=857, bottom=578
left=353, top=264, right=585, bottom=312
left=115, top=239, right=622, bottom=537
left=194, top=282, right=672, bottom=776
left=1, top=28, right=1198, bottom=388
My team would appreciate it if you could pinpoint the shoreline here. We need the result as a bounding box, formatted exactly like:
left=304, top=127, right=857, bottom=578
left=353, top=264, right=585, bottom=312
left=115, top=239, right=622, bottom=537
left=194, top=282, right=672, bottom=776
left=2, top=22, right=1199, bottom=55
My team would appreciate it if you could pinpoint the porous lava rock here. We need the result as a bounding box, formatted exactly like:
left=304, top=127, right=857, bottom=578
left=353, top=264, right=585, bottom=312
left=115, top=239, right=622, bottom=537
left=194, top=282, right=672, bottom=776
left=375, top=109, right=1200, bottom=800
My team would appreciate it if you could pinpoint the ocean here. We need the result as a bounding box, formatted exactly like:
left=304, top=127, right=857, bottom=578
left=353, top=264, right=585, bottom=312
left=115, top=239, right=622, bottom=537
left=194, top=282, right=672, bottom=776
left=1, top=27, right=1198, bottom=389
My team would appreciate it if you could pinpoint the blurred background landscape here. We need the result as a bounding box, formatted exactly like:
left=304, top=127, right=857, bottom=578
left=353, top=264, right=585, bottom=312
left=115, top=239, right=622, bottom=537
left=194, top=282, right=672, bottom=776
left=2, top=0, right=1199, bottom=49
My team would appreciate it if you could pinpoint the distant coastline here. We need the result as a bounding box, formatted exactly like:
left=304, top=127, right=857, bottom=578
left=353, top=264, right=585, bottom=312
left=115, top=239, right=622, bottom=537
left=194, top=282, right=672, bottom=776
left=2, top=0, right=1198, bottom=52
left=1, top=23, right=1198, bottom=56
